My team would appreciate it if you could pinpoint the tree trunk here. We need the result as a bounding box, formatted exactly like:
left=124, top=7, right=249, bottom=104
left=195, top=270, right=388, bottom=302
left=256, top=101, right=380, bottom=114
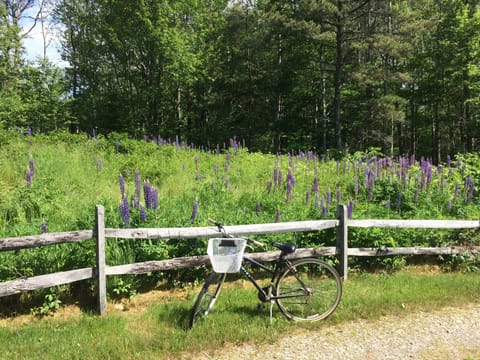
left=333, top=8, right=344, bottom=150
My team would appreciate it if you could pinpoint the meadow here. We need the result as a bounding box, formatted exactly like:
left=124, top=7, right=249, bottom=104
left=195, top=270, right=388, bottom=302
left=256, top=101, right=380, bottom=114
left=0, top=128, right=479, bottom=303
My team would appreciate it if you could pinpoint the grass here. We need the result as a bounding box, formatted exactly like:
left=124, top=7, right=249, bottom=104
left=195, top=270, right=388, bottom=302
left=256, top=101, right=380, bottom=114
left=0, top=270, right=478, bottom=359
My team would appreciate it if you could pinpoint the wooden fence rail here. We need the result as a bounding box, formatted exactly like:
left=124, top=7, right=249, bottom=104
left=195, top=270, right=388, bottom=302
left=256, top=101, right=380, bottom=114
left=0, top=205, right=478, bottom=315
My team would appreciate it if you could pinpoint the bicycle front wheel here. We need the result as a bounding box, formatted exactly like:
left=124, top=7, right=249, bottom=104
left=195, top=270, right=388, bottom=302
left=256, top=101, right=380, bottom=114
left=189, top=272, right=226, bottom=328
left=275, top=258, right=342, bottom=321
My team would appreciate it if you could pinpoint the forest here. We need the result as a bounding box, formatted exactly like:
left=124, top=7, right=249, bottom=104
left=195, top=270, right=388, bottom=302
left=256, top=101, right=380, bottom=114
left=1, top=0, right=479, bottom=161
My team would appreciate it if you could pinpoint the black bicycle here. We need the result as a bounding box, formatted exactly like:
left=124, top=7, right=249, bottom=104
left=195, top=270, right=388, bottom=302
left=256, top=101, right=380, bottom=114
left=190, top=219, right=343, bottom=328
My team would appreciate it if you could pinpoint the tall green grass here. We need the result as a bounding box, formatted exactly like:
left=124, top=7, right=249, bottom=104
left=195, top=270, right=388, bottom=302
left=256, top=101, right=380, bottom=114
left=0, top=128, right=479, bottom=296
left=0, top=271, right=478, bottom=359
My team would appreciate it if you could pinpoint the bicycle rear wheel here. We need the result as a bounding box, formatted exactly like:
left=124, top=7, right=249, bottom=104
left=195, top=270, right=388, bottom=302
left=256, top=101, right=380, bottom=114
left=275, top=258, right=342, bottom=321
left=189, top=272, right=226, bottom=328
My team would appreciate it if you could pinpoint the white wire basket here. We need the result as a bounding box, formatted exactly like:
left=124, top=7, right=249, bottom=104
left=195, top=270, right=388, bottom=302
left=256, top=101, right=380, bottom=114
left=207, top=238, right=247, bottom=273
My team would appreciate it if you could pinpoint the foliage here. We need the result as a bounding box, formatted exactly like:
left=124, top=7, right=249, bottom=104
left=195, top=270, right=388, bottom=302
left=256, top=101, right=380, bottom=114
left=29, top=292, right=62, bottom=317
left=0, top=131, right=479, bottom=300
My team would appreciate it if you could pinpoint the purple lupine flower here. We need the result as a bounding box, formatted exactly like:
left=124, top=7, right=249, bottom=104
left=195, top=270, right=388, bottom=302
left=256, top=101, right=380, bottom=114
left=119, top=174, right=126, bottom=197
left=140, top=205, right=147, bottom=221
left=41, top=220, right=47, bottom=234
left=446, top=155, right=451, bottom=167
left=396, top=192, right=402, bottom=211
left=191, top=200, right=199, bottom=222
left=320, top=198, right=327, bottom=218
left=275, top=209, right=281, bottom=223
left=347, top=199, right=354, bottom=218
left=151, top=187, right=158, bottom=210
left=353, top=176, right=359, bottom=198
left=27, top=126, right=32, bottom=136
left=119, top=196, right=130, bottom=226
left=413, top=188, right=419, bottom=206
left=29, top=156, right=35, bottom=177
left=255, top=202, right=261, bottom=216
left=467, top=182, right=475, bottom=203
left=312, top=177, right=319, bottom=193
left=305, top=191, right=310, bottom=205
left=144, top=182, right=152, bottom=208
left=326, top=189, right=332, bottom=206
left=273, top=163, right=279, bottom=186
left=336, top=188, right=342, bottom=204
left=26, top=170, right=32, bottom=187
left=454, top=182, right=459, bottom=201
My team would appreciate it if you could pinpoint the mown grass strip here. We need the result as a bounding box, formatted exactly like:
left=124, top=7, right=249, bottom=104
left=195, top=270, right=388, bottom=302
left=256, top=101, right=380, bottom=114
left=0, top=271, right=478, bottom=360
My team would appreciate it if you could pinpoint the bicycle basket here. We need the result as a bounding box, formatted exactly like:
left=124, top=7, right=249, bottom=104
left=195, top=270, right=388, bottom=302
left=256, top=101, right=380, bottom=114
left=207, top=238, right=247, bottom=273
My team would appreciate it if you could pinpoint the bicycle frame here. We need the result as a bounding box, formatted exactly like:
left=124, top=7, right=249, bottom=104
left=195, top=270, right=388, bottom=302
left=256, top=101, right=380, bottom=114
left=240, top=254, right=305, bottom=302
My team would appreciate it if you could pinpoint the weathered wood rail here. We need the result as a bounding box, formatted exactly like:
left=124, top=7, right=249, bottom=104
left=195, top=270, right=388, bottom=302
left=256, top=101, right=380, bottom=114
left=0, top=205, right=478, bottom=315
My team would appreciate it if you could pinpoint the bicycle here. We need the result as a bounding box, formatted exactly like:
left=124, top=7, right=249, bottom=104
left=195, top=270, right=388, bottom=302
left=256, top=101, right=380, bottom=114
left=189, top=219, right=343, bottom=328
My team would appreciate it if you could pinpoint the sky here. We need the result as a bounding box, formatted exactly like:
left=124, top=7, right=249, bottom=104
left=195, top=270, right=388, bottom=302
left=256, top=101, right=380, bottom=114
left=20, top=4, right=67, bottom=66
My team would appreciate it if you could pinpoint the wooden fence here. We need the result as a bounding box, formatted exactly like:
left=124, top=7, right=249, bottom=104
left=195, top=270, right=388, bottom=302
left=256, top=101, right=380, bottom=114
left=0, top=205, right=479, bottom=315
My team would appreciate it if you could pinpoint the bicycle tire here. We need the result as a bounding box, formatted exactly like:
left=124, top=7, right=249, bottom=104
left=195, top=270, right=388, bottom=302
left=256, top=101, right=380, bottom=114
left=189, top=272, right=226, bottom=328
left=275, top=258, right=342, bottom=321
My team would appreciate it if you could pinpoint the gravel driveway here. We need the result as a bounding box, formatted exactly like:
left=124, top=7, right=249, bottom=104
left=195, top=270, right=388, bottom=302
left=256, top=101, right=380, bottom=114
left=194, top=304, right=480, bottom=360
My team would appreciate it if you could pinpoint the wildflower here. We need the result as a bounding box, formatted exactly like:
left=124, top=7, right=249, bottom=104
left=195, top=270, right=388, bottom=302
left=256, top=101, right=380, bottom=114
left=140, top=205, right=147, bottom=221
left=326, top=189, right=332, bottom=206
left=347, top=200, right=354, bottom=218
left=41, top=220, right=47, bottom=234
left=26, top=169, right=32, bottom=187
left=312, top=177, right=319, bottom=193
left=336, top=188, right=342, bottom=204
left=144, top=182, right=152, bottom=208
left=320, top=198, right=327, bottom=218
left=305, top=191, right=310, bottom=205
left=119, top=174, right=126, bottom=197
left=29, top=156, right=35, bottom=177
left=119, top=196, right=130, bottom=226
left=151, top=188, right=159, bottom=210
left=275, top=209, right=281, bottom=223
left=191, top=200, right=199, bottom=222
left=353, top=176, right=358, bottom=198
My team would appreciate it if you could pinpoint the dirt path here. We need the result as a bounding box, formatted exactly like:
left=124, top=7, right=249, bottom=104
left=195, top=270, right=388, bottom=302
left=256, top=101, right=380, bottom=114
left=192, top=304, right=480, bottom=360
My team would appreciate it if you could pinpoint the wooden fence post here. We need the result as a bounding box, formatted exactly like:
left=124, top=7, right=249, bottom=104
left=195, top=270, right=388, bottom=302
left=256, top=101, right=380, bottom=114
left=336, top=204, right=348, bottom=281
left=95, top=205, right=107, bottom=315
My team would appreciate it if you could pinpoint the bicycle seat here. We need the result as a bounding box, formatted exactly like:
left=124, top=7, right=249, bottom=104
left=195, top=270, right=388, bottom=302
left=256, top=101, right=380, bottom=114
left=272, top=242, right=296, bottom=254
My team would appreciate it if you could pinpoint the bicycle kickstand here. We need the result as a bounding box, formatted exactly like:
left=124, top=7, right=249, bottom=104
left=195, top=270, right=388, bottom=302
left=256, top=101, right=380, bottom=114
left=269, top=300, right=274, bottom=324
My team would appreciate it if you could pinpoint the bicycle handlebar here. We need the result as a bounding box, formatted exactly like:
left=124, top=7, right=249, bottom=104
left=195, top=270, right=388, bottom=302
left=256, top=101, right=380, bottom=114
left=208, top=218, right=265, bottom=248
